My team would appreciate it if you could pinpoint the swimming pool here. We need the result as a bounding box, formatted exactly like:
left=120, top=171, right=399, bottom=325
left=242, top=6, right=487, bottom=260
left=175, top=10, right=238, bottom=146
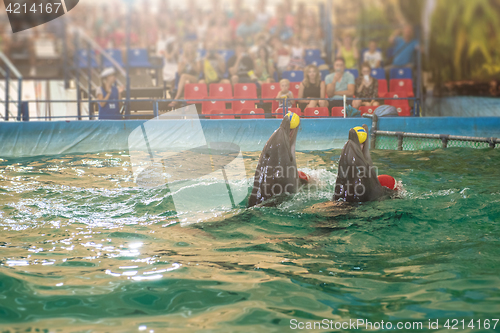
left=1, top=147, right=499, bottom=332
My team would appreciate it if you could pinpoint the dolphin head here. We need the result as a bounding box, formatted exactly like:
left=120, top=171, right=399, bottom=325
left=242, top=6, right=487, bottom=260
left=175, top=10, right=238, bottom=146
left=248, top=116, right=300, bottom=207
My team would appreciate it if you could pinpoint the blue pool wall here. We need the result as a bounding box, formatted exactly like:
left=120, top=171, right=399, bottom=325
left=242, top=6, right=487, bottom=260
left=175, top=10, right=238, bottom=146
left=0, top=117, right=500, bottom=157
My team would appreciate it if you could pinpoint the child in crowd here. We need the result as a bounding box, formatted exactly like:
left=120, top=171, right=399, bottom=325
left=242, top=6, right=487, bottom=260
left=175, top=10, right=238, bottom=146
left=288, top=36, right=305, bottom=70
left=276, top=78, right=294, bottom=110
left=363, top=40, right=383, bottom=68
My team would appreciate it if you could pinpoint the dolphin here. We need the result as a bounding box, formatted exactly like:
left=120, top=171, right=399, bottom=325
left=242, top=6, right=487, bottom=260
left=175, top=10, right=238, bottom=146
left=333, top=124, right=395, bottom=202
left=248, top=116, right=299, bottom=207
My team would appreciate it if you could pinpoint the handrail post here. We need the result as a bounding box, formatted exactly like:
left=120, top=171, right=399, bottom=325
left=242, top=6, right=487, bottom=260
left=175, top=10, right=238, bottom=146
left=75, top=31, right=81, bottom=120
left=5, top=68, right=9, bottom=121
left=87, top=41, right=92, bottom=120
left=17, top=77, right=22, bottom=121
left=153, top=100, right=159, bottom=118
left=125, top=1, right=132, bottom=119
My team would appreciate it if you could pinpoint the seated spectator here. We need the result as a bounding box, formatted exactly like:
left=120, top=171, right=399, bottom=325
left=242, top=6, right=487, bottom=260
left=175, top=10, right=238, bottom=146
left=227, top=43, right=256, bottom=85
left=352, top=62, right=380, bottom=109
left=169, top=42, right=201, bottom=107
left=276, top=78, right=294, bottom=109
left=96, top=68, right=124, bottom=120
left=199, top=42, right=231, bottom=85
left=325, top=57, right=355, bottom=107
left=255, top=0, right=271, bottom=28
left=288, top=36, right=306, bottom=70
left=272, top=37, right=291, bottom=73
left=363, top=40, right=383, bottom=68
left=255, top=47, right=275, bottom=84
left=236, top=11, right=262, bottom=46
left=385, top=24, right=419, bottom=75
left=298, top=64, right=328, bottom=110
left=335, top=34, right=359, bottom=70
left=270, top=13, right=294, bottom=41
left=158, top=35, right=179, bottom=88
left=249, top=33, right=272, bottom=59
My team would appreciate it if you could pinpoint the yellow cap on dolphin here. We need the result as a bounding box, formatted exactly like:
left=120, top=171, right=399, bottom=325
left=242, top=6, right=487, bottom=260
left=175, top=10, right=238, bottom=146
left=285, top=111, right=300, bottom=129
left=353, top=126, right=367, bottom=144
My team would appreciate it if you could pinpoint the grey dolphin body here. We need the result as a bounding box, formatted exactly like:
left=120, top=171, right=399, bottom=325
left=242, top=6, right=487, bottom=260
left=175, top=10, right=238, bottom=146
left=248, top=117, right=299, bottom=207
left=333, top=124, right=395, bottom=202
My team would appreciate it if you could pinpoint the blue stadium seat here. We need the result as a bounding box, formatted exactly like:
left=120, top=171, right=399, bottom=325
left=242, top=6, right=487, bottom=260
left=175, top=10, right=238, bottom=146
left=345, top=69, right=359, bottom=78
left=308, top=58, right=325, bottom=66
left=370, top=67, right=385, bottom=80
left=102, top=49, right=124, bottom=68
left=305, top=49, right=321, bottom=58
left=390, top=67, right=412, bottom=79
left=75, top=49, right=98, bottom=68
left=320, top=69, right=330, bottom=81
left=127, top=49, right=152, bottom=68
left=282, top=70, right=304, bottom=82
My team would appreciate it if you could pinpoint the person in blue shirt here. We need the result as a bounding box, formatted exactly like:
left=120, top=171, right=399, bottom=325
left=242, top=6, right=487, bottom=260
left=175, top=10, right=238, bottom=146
left=325, top=57, right=355, bottom=107
left=385, top=24, right=419, bottom=77
left=96, top=68, right=124, bottom=120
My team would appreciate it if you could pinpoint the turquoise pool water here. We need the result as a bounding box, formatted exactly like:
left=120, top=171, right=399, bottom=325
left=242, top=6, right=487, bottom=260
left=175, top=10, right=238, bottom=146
left=0, top=148, right=499, bottom=332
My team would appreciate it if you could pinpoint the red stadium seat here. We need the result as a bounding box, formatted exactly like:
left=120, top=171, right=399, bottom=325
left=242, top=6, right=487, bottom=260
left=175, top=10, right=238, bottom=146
left=232, top=99, right=257, bottom=113
left=389, top=79, right=414, bottom=97
left=184, top=83, right=207, bottom=104
left=331, top=107, right=345, bottom=117
left=289, top=82, right=301, bottom=103
left=378, top=79, right=388, bottom=97
left=240, top=108, right=265, bottom=119
left=209, top=109, right=235, bottom=119
left=274, top=107, right=302, bottom=118
left=384, top=92, right=409, bottom=108
left=202, top=100, right=226, bottom=115
left=209, top=83, right=233, bottom=99
left=359, top=106, right=377, bottom=116
left=261, top=82, right=280, bottom=112
left=233, top=83, right=258, bottom=113
left=304, top=107, right=329, bottom=118
left=395, top=105, right=411, bottom=116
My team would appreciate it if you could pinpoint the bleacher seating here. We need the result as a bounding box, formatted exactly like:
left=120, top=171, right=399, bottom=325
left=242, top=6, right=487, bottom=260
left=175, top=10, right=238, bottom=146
left=378, top=79, right=388, bottom=97
left=345, top=69, right=358, bottom=78
left=359, top=106, right=376, bottom=116
left=240, top=108, right=265, bottom=119
left=370, top=67, right=385, bottom=80
left=289, top=82, right=301, bottom=102
left=261, top=82, right=280, bottom=113
left=102, top=49, right=124, bottom=68
left=384, top=91, right=411, bottom=116
left=304, top=107, right=329, bottom=118
left=331, top=107, right=345, bottom=117
left=75, top=50, right=98, bottom=68
left=390, top=67, right=412, bottom=79
left=390, top=78, right=414, bottom=97
left=209, top=83, right=232, bottom=99
left=274, top=107, right=302, bottom=118
left=209, top=109, right=235, bottom=119
left=202, top=100, right=226, bottom=116
left=282, top=70, right=304, bottom=82
left=184, top=83, right=207, bottom=104
left=127, top=49, right=152, bottom=68
left=309, top=58, right=325, bottom=66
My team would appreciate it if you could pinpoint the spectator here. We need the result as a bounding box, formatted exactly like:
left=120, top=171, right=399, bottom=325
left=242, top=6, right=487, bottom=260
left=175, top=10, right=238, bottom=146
left=227, top=43, right=255, bottom=85
left=276, top=78, right=294, bottom=109
left=270, top=12, right=294, bottom=41
left=363, top=40, right=383, bottom=68
left=325, top=57, right=355, bottom=107
left=199, top=42, right=230, bottom=85
left=298, top=64, right=327, bottom=110
left=352, top=62, right=380, bottom=109
left=385, top=24, right=419, bottom=75
left=169, top=42, right=201, bottom=107
left=249, top=34, right=272, bottom=59
left=335, top=34, right=359, bottom=69
left=273, top=37, right=291, bottom=73
left=255, top=46, right=275, bottom=84
left=236, top=11, right=262, bottom=46
left=96, top=68, right=124, bottom=120
left=256, top=0, right=271, bottom=27
left=288, top=36, right=305, bottom=70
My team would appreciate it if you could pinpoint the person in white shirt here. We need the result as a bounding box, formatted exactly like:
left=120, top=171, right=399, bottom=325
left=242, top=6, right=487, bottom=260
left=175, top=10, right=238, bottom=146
left=363, top=40, right=383, bottom=68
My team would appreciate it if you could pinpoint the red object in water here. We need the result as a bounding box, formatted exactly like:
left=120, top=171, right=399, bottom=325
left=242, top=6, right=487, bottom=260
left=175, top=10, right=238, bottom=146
left=298, top=171, right=310, bottom=182
left=378, top=174, right=396, bottom=190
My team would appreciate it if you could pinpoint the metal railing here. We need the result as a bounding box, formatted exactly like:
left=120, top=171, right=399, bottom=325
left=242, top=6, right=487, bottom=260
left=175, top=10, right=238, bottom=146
left=0, top=51, right=23, bottom=121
